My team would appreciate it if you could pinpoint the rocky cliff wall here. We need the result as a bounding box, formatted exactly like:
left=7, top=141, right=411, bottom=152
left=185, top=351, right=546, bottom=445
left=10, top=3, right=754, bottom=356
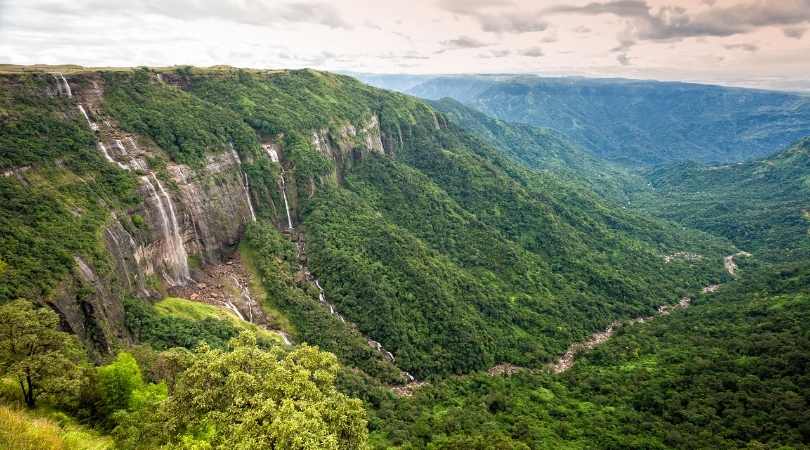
left=42, top=72, right=390, bottom=352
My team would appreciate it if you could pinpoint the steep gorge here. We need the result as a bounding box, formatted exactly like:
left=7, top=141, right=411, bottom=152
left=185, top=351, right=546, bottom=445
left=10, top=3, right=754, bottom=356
left=1, top=67, right=732, bottom=382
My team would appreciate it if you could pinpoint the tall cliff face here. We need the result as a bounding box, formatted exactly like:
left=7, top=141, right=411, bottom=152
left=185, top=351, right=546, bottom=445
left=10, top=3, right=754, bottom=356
left=42, top=73, right=260, bottom=350
left=3, top=67, right=732, bottom=379
left=0, top=70, right=391, bottom=353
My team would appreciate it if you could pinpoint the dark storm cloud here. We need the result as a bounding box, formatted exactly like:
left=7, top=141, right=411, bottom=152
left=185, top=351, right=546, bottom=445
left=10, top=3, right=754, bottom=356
left=616, top=53, right=631, bottom=65
left=543, top=0, right=810, bottom=42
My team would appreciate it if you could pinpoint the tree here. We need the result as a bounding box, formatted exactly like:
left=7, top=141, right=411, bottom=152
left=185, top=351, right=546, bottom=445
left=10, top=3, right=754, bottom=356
left=96, top=352, right=143, bottom=419
left=124, top=332, right=369, bottom=449
left=0, top=299, right=84, bottom=408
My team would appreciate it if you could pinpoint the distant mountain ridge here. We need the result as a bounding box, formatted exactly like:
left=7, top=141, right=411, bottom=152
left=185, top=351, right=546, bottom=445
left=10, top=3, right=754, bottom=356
left=355, top=73, right=810, bottom=167
left=428, top=97, right=646, bottom=202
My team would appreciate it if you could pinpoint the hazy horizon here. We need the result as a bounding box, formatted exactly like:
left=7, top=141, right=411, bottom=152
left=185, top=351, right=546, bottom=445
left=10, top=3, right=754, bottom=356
left=2, top=0, right=809, bottom=92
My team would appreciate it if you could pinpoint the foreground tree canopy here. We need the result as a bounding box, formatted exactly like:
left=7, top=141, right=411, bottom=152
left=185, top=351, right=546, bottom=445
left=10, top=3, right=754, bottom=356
left=114, top=332, right=368, bottom=450
left=0, top=299, right=84, bottom=408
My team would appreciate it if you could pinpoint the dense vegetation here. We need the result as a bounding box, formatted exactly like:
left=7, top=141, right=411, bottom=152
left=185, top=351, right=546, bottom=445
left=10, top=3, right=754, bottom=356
left=429, top=97, right=646, bottom=202
left=394, top=74, right=810, bottom=166
left=0, top=75, right=137, bottom=302
left=634, top=138, right=810, bottom=263
left=370, top=263, right=810, bottom=448
left=1, top=298, right=368, bottom=448
left=244, top=222, right=403, bottom=384
left=1, top=67, right=808, bottom=448
left=176, top=68, right=732, bottom=379
left=123, top=297, right=241, bottom=351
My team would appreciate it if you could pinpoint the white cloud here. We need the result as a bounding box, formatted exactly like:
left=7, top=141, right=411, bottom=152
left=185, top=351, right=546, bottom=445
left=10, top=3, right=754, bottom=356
left=0, top=0, right=807, bottom=91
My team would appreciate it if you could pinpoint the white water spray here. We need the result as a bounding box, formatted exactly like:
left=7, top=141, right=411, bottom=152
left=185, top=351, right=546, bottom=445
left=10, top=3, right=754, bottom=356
left=280, top=173, right=293, bottom=229
left=98, top=143, right=129, bottom=170
left=78, top=105, right=98, bottom=131
left=141, top=174, right=190, bottom=285
left=113, top=139, right=128, bottom=155
left=262, top=144, right=293, bottom=229
left=228, top=145, right=257, bottom=222
left=56, top=73, right=72, bottom=97
left=221, top=300, right=245, bottom=321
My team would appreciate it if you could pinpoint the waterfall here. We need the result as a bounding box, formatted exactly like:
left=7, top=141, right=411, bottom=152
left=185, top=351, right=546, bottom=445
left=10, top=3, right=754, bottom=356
left=113, top=139, right=128, bottom=155
left=141, top=174, right=190, bottom=286
left=221, top=299, right=245, bottom=321
left=98, top=143, right=129, bottom=170
left=56, top=73, right=72, bottom=97
left=262, top=144, right=280, bottom=163
left=231, top=274, right=256, bottom=323
left=153, top=174, right=190, bottom=282
left=243, top=172, right=257, bottom=221
left=277, top=331, right=293, bottom=346
left=78, top=105, right=99, bottom=131
left=263, top=144, right=292, bottom=229
left=228, top=145, right=257, bottom=222
left=280, top=173, right=293, bottom=229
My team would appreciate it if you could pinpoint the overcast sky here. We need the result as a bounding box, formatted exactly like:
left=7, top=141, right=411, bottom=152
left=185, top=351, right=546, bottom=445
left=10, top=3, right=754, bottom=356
left=1, top=0, right=809, bottom=90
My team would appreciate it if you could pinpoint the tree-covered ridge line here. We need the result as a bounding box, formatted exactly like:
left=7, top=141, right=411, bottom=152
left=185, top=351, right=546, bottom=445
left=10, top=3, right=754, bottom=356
left=369, top=262, right=810, bottom=448
left=90, top=67, right=735, bottom=380
left=428, top=97, right=648, bottom=203
left=402, top=74, right=810, bottom=167
left=633, top=137, right=810, bottom=264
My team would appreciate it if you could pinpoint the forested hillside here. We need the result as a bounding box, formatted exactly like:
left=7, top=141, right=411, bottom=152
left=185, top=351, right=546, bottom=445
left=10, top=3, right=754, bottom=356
left=634, top=138, right=810, bottom=263
left=370, top=261, right=810, bottom=448
left=429, top=97, right=646, bottom=202
left=1, top=66, right=806, bottom=449
left=397, top=75, right=810, bottom=166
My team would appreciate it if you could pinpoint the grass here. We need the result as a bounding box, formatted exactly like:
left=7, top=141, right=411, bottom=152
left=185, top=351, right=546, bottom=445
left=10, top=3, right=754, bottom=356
left=238, top=242, right=297, bottom=334
left=0, top=406, right=112, bottom=450
left=155, top=297, right=287, bottom=345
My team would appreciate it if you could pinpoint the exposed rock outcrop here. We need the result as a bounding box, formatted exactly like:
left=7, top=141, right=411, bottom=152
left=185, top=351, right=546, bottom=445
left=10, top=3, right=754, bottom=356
left=45, top=74, right=259, bottom=350
left=40, top=72, right=395, bottom=353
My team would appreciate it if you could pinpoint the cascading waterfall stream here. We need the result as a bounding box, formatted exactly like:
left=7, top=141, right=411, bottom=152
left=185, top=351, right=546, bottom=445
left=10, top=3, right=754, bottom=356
left=54, top=72, right=72, bottom=97
left=141, top=174, right=190, bottom=286
left=228, top=144, right=257, bottom=222
left=263, top=145, right=293, bottom=229
left=98, top=142, right=128, bottom=170
left=78, top=105, right=99, bottom=131
left=220, top=299, right=245, bottom=321
left=230, top=274, right=255, bottom=323
left=262, top=143, right=411, bottom=380
left=279, top=173, right=294, bottom=230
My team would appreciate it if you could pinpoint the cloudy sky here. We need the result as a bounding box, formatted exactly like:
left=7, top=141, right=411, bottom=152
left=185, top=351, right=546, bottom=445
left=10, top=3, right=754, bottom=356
left=1, top=0, right=809, bottom=90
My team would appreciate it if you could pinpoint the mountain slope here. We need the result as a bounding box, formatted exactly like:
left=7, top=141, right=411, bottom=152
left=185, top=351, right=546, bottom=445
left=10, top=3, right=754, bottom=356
left=633, top=138, right=810, bottom=263
left=1, top=67, right=731, bottom=381
left=371, top=262, right=810, bottom=448
left=429, top=97, right=646, bottom=201
left=406, top=75, right=810, bottom=166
